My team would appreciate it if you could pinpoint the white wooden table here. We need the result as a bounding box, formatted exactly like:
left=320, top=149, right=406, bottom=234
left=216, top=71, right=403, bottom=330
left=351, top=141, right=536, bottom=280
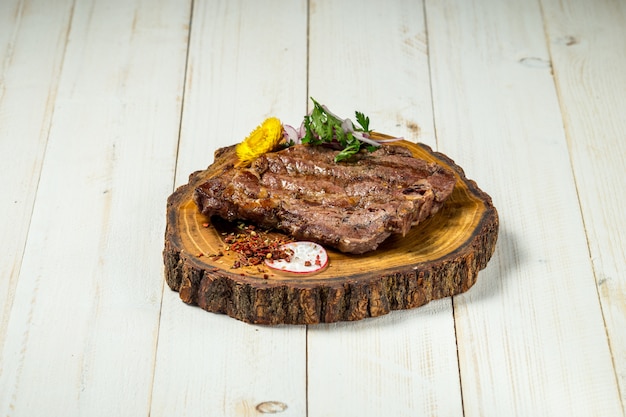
left=1, top=0, right=624, bottom=416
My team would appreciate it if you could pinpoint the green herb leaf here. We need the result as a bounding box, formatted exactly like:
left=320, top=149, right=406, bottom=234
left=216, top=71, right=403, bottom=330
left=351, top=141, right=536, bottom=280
left=355, top=111, right=370, bottom=132
left=303, top=98, right=376, bottom=162
left=335, top=136, right=362, bottom=162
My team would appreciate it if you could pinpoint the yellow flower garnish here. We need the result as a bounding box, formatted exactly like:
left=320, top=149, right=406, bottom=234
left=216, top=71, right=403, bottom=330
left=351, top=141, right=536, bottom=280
left=236, top=117, right=283, bottom=167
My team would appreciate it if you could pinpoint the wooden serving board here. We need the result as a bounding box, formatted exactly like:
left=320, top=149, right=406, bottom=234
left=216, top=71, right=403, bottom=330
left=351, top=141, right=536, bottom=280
left=163, top=141, right=498, bottom=325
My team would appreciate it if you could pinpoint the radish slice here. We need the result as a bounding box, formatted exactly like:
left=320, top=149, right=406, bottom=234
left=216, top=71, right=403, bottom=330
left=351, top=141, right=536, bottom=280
left=265, top=241, right=329, bottom=274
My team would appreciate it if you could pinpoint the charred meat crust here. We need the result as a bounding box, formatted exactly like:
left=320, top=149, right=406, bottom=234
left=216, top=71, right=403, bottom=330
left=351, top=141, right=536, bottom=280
left=193, top=144, right=456, bottom=254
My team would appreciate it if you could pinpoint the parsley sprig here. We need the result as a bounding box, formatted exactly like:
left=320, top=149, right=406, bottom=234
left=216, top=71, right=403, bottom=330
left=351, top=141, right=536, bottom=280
left=301, top=98, right=377, bottom=162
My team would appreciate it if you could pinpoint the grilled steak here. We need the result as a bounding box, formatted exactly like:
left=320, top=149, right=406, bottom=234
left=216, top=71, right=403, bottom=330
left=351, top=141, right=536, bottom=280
left=193, top=144, right=456, bottom=254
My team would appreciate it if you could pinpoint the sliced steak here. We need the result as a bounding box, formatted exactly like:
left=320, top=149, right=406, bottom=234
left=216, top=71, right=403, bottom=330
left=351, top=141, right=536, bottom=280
left=193, top=144, right=456, bottom=254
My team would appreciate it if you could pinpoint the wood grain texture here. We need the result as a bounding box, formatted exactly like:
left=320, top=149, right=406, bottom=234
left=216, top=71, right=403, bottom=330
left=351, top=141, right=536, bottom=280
left=541, top=0, right=626, bottom=408
left=163, top=141, right=498, bottom=325
left=0, top=0, right=73, bottom=357
left=0, top=0, right=189, bottom=415
left=149, top=1, right=309, bottom=416
left=172, top=0, right=310, bottom=190
left=306, top=1, right=467, bottom=415
left=426, top=0, right=624, bottom=415
left=0, top=1, right=623, bottom=416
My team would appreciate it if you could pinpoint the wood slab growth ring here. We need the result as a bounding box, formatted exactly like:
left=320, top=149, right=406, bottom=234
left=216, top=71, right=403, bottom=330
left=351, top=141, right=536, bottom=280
left=163, top=141, right=498, bottom=325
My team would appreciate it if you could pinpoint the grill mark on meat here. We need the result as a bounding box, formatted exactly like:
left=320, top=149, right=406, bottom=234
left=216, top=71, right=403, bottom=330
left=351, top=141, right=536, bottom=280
left=194, top=144, right=456, bottom=254
left=258, top=146, right=434, bottom=187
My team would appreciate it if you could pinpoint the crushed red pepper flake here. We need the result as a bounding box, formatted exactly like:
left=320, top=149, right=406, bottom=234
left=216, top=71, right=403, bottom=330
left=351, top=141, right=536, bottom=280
left=224, top=222, right=293, bottom=269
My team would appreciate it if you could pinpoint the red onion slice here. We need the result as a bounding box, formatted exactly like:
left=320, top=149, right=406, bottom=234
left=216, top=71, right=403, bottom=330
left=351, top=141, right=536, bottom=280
left=283, top=124, right=301, bottom=143
left=351, top=131, right=382, bottom=147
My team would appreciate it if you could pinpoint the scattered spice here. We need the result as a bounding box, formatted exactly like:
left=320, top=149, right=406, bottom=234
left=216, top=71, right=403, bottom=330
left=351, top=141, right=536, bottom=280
left=224, top=222, right=293, bottom=269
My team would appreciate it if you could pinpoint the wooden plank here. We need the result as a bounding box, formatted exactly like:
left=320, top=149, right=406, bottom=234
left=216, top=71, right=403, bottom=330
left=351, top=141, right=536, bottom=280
left=149, top=1, right=308, bottom=416
left=306, top=1, right=464, bottom=416
left=0, top=0, right=73, bottom=355
left=307, top=0, right=434, bottom=142
left=541, top=0, right=626, bottom=408
left=425, top=0, right=623, bottom=415
left=0, top=0, right=189, bottom=415
left=172, top=0, right=309, bottom=190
